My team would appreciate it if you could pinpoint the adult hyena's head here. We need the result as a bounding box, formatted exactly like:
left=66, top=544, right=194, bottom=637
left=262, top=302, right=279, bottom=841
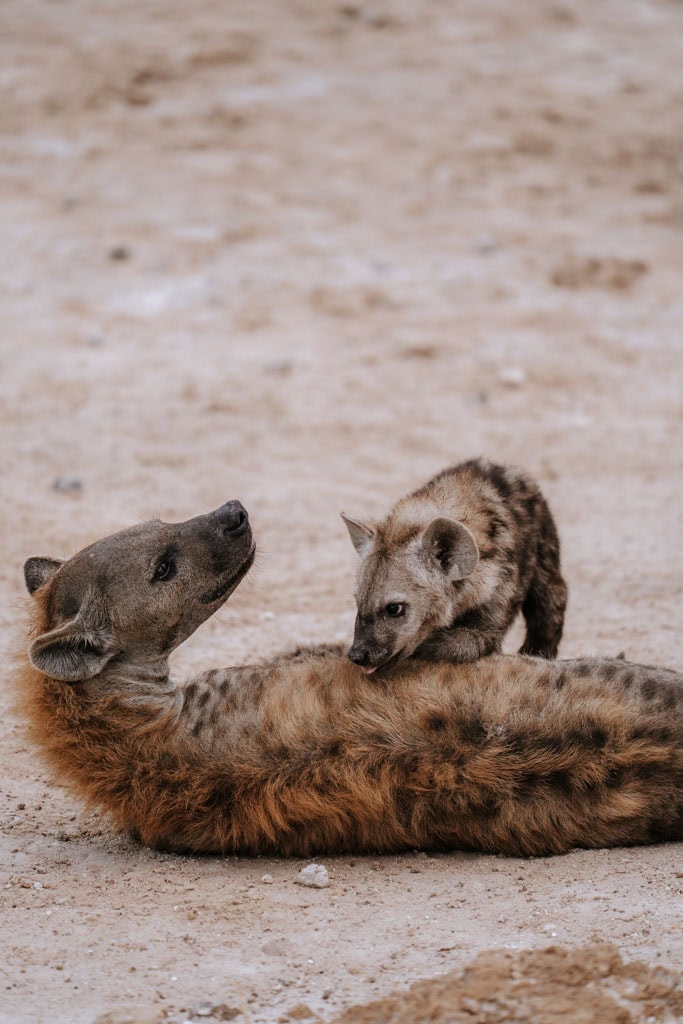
left=341, top=512, right=479, bottom=674
left=23, top=502, right=254, bottom=682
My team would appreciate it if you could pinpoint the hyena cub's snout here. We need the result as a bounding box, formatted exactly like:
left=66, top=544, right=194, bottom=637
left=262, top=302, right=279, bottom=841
left=348, top=617, right=390, bottom=675
left=348, top=610, right=411, bottom=675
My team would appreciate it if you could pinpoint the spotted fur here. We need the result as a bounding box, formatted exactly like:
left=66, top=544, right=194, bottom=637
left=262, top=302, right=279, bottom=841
left=343, top=458, right=568, bottom=673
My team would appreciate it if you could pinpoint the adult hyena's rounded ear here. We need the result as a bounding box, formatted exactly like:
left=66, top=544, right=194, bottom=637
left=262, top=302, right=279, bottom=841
left=28, top=589, right=116, bottom=682
left=421, top=518, right=479, bottom=580
left=340, top=513, right=376, bottom=557
left=29, top=617, right=117, bottom=682
left=24, top=557, right=64, bottom=595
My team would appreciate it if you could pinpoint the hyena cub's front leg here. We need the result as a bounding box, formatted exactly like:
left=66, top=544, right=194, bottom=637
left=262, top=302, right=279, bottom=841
left=414, top=605, right=506, bottom=664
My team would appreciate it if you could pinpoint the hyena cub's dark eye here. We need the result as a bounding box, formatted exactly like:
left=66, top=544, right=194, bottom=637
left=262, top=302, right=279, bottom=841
left=153, top=555, right=176, bottom=583
left=386, top=603, right=405, bottom=618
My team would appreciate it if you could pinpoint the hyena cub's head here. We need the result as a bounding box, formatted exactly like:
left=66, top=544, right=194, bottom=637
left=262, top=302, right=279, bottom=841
left=23, top=502, right=254, bottom=682
left=341, top=512, right=479, bottom=674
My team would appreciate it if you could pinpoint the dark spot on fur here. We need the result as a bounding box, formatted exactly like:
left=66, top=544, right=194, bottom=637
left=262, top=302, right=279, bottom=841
left=573, top=662, right=593, bottom=678
left=640, top=678, right=658, bottom=701
left=507, top=732, right=528, bottom=756
left=156, top=751, right=180, bottom=773
left=326, top=739, right=343, bottom=757
left=426, top=713, right=447, bottom=733
left=184, top=682, right=199, bottom=702
left=483, top=463, right=513, bottom=499
left=516, top=771, right=540, bottom=796
left=551, top=669, right=567, bottom=691
left=394, top=788, right=415, bottom=830
left=601, top=662, right=619, bottom=681
left=588, top=725, right=608, bottom=749
left=606, top=766, right=625, bottom=787
left=523, top=493, right=539, bottom=518
left=471, top=792, right=500, bottom=818
left=197, top=689, right=211, bottom=709
left=660, top=689, right=679, bottom=711
left=646, top=814, right=680, bottom=843
left=487, top=515, right=504, bottom=541
left=630, top=724, right=674, bottom=744
left=562, top=727, right=606, bottom=751
left=453, top=606, right=486, bottom=630
left=459, top=716, right=487, bottom=745
left=546, top=770, right=574, bottom=796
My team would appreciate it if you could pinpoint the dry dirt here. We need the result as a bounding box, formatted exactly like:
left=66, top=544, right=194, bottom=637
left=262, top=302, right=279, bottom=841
left=1, top=1, right=682, bottom=1022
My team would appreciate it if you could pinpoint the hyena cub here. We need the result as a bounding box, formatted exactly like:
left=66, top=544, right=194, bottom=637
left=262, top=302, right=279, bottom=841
left=342, top=458, right=567, bottom=674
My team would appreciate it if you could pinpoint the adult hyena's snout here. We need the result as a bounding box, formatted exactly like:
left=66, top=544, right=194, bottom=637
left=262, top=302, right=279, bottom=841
left=179, top=501, right=254, bottom=606
left=215, top=500, right=249, bottom=538
left=184, top=500, right=252, bottom=550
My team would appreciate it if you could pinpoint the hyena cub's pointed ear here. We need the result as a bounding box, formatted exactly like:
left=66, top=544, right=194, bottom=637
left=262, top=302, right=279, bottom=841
left=340, top=513, right=376, bottom=557
left=421, top=518, right=479, bottom=580
left=24, top=557, right=64, bottom=595
left=28, top=595, right=117, bottom=683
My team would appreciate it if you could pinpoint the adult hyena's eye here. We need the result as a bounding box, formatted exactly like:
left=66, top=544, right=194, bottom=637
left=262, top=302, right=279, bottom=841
left=386, top=602, right=405, bottom=618
left=153, top=555, right=176, bottom=582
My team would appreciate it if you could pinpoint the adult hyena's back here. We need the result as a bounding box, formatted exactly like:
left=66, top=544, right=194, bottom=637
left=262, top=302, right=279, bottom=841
left=198, top=652, right=683, bottom=858
left=401, top=655, right=683, bottom=856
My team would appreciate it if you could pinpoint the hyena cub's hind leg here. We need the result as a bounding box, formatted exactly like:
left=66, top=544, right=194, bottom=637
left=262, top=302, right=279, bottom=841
left=519, top=497, right=568, bottom=659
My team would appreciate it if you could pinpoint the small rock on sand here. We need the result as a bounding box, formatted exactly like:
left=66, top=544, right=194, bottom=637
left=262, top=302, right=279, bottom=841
left=295, top=863, right=330, bottom=888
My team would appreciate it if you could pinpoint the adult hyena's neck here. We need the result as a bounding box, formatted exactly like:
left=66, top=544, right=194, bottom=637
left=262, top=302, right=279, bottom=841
left=172, top=662, right=273, bottom=746
left=16, top=655, right=183, bottom=811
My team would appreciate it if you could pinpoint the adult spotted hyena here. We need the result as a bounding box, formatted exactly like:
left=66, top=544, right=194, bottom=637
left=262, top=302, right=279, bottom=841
left=14, top=502, right=682, bottom=857
left=342, top=458, right=568, bottom=674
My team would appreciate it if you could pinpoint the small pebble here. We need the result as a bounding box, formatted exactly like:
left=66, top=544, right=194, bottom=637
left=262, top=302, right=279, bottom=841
left=295, top=863, right=329, bottom=889
left=497, top=367, right=527, bottom=387
left=52, top=476, right=83, bottom=494
left=261, top=873, right=274, bottom=884
left=474, top=232, right=498, bottom=253
left=263, top=360, right=292, bottom=376
left=108, top=245, right=131, bottom=261
left=189, top=1003, right=214, bottom=1018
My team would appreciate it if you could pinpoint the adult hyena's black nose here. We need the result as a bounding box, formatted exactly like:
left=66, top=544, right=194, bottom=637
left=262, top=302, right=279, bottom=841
left=218, top=501, right=249, bottom=537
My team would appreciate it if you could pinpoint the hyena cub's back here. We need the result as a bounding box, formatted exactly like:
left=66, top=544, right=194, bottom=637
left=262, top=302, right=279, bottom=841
left=342, top=458, right=567, bottom=673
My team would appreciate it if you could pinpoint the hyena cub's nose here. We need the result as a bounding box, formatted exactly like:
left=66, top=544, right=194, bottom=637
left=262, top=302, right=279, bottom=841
left=218, top=501, right=250, bottom=537
left=348, top=646, right=371, bottom=667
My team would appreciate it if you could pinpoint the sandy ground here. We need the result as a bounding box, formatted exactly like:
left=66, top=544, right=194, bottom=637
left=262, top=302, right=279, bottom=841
left=1, top=1, right=682, bottom=1021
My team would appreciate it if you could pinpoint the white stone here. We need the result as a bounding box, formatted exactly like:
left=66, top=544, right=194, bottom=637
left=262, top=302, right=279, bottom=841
left=295, top=863, right=330, bottom=889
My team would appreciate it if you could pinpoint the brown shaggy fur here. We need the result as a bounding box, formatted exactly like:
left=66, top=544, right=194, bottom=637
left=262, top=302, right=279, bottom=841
left=15, top=504, right=682, bottom=857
